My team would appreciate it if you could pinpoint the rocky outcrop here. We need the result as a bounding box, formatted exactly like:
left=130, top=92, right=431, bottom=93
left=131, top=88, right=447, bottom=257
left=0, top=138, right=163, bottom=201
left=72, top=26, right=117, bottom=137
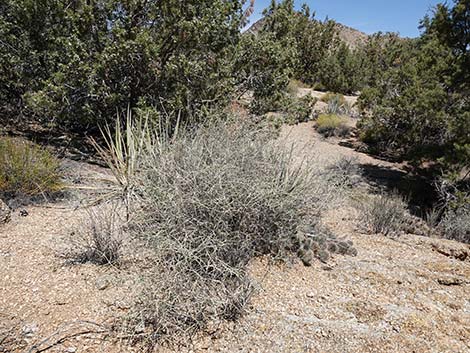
left=246, top=18, right=370, bottom=49
left=0, top=199, right=11, bottom=224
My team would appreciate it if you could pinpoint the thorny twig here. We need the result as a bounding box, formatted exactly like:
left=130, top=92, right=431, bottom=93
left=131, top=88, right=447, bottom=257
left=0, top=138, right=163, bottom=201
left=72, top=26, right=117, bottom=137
left=27, top=320, right=108, bottom=353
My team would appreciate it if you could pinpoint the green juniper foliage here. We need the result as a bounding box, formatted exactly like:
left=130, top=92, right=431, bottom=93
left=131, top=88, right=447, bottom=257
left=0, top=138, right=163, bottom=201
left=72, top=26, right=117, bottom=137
left=1, top=0, right=247, bottom=130
left=1, top=0, right=468, bottom=176
left=358, top=0, right=470, bottom=172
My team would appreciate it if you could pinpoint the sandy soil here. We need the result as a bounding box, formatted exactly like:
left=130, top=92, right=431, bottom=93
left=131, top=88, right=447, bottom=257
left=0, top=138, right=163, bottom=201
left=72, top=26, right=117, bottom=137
left=1, top=122, right=469, bottom=353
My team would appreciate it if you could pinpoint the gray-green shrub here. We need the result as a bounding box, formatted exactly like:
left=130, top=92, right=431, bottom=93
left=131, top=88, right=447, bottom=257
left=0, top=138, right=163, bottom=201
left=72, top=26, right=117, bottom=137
left=359, top=192, right=408, bottom=237
left=121, top=118, right=342, bottom=345
left=67, top=204, right=124, bottom=265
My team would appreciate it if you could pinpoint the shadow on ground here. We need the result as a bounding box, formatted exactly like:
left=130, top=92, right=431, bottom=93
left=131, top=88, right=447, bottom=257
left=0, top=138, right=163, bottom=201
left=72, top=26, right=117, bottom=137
left=359, top=163, right=438, bottom=216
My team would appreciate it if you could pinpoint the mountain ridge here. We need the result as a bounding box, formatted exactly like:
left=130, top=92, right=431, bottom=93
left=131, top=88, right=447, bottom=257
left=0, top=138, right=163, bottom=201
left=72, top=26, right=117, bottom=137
left=246, top=17, right=370, bottom=48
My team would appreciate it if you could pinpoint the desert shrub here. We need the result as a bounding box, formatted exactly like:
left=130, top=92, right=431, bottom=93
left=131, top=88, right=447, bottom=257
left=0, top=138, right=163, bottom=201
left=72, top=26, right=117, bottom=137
left=111, top=118, right=343, bottom=345
left=359, top=192, right=408, bottom=237
left=439, top=207, right=470, bottom=244
left=358, top=1, right=470, bottom=172
left=281, top=95, right=317, bottom=125
left=321, top=92, right=346, bottom=105
left=316, top=114, right=350, bottom=137
left=235, top=31, right=295, bottom=115
left=67, top=204, right=124, bottom=265
left=326, top=156, right=360, bottom=188
left=0, top=137, right=63, bottom=198
left=432, top=178, right=470, bottom=243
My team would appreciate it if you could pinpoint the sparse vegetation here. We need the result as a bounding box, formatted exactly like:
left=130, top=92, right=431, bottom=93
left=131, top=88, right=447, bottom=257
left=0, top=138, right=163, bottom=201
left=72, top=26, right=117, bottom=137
left=316, top=114, right=351, bottom=137
left=129, top=120, right=336, bottom=344
left=0, top=137, right=63, bottom=199
left=321, top=92, right=346, bottom=105
left=66, top=204, right=124, bottom=265
left=359, top=193, right=408, bottom=237
left=88, top=115, right=349, bottom=346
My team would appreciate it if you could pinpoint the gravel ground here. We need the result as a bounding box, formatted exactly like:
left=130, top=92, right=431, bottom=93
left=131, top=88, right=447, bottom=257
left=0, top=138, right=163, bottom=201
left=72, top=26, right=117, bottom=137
left=1, top=122, right=469, bottom=353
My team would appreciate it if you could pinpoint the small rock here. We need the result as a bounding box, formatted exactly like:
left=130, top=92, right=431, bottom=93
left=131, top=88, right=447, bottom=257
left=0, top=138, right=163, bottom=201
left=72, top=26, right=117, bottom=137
left=134, top=322, right=145, bottom=334
left=19, top=209, right=28, bottom=217
left=299, top=249, right=314, bottom=266
left=66, top=347, right=77, bottom=353
left=95, top=276, right=110, bottom=290
left=437, top=277, right=465, bottom=286
left=22, top=323, right=38, bottom=337
left=0, top=199, right=11, bottom=224
left=316, top=249, right=330, bottom=263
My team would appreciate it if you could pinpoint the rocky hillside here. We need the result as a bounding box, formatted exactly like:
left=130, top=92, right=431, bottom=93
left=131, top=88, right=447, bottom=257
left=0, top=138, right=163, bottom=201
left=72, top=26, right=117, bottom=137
left=246, top=17, right=369, bottom=48
left=335, top=22, right=369, bottom=48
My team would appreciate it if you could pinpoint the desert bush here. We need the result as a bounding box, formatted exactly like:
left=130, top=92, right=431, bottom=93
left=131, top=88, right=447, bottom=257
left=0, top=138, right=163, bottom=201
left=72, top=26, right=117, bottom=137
left=321, top=92, right=346, bottom=105
left=359, top=192, right=408, bottom=237
left=109, top=118, right=344, bottom=345
left=67, top=204, right=124, bottom=265
left=281, top=95, right=317, bottom=125
left=439, top=207, right=470, bottom=244
left=1, top=0, right=248, bottom=130
left=235, top=31, right=295, bottom=115
left=326, top=156, right=360, bottom=188
left=0, top=137, right=63, bottom=198
left=358, top=0, right=470, bottom=172
left=432, top=178, right=470, bottom=243
left=316, top=114, right=350, bottom=137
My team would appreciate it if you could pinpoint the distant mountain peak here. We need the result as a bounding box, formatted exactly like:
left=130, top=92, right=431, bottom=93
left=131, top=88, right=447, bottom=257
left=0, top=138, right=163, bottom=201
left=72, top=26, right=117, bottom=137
left=246, top=17, right=369, bottom=48
left=334, top=22, right=369, bottom=48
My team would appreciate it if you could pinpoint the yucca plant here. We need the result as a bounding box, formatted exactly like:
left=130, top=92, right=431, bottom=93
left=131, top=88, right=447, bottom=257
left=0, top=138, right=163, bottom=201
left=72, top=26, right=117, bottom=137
left=325, top=96, right=352, bottom=116
left=88, top=108, right=183, bottom=218
left=88, top=109, right=154, bottom=218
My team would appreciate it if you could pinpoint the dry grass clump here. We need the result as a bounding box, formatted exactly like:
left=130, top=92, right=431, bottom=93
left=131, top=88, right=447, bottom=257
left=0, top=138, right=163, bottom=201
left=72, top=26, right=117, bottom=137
left=88, top=114, right=349, bottom=347
left=326, top=156, right=360, bottom=188
left=359, top=192, right=408, bottom=237
left=66, top=203, right=124, bottom=265
left=0, top=137, right=63, bottom=199
left=316, top=114, right=351, bottom=137
left=432, top=180, right=470, bottom=243
left=439, top=208, right=470, bottom=243
left=321, top=92, right=346, bottom=104
left=287, top=79, right=311, bottom=96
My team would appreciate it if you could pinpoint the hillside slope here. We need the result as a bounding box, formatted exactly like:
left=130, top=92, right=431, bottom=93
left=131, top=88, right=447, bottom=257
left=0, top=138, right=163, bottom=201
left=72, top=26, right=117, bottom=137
left=246, top=17, right=369, bottom=48
left=1, top=117, right=469, bottom=353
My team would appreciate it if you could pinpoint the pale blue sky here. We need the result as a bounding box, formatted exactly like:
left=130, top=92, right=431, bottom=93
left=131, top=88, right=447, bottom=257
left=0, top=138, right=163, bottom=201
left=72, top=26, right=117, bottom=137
left=247, top=0, right=443, bottom=37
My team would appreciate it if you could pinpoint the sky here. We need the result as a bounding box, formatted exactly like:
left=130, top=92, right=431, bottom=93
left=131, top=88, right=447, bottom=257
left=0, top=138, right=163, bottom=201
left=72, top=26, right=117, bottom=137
left=247, top=0, right=443, bottom=38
